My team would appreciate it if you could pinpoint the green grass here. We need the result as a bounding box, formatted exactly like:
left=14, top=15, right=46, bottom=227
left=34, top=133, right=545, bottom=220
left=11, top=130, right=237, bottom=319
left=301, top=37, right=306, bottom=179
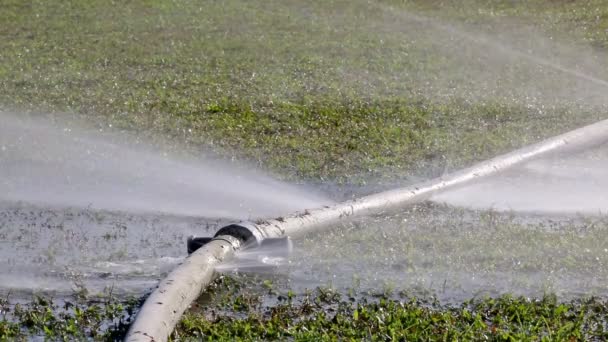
left=1, top=0, right=606, bottom=183
left=175, top=275, right=608, bottom=341
left=396, top=0, right=608, bottom=50
left=0, top=295, right=140, bottom=341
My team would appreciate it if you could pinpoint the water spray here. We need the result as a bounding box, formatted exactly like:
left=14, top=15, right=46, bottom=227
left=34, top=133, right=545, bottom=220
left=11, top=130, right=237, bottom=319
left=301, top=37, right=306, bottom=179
left=187, top=225, right=293, bottom=272
left=389, top=8, right=608, bottom=90
left=126, top=118, right=608, bottom=342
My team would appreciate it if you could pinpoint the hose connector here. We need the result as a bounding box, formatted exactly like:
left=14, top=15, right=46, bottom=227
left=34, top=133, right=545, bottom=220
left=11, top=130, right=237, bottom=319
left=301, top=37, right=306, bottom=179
left=214, top=221, right=264, bottom=248
left=187, top=221, right=291, bottom=255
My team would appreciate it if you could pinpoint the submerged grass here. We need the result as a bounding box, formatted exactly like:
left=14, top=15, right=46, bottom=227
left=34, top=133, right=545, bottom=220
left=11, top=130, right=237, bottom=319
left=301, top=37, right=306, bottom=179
left=293, top=203, right=608, bottom=300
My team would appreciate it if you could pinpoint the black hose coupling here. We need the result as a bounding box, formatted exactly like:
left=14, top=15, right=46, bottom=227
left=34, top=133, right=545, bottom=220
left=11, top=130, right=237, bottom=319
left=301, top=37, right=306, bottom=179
left=187, top=221, right=292, bottom=256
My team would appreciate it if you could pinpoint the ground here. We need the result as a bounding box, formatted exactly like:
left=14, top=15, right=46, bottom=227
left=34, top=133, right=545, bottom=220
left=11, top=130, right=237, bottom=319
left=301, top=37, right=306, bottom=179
left=1, top=0, right=608, bottom=340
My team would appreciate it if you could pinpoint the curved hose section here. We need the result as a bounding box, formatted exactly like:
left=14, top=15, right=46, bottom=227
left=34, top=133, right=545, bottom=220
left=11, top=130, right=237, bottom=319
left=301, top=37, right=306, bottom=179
left=126, top=118, right=608, bottom=341
left=126, top=235, right=240, bottom=342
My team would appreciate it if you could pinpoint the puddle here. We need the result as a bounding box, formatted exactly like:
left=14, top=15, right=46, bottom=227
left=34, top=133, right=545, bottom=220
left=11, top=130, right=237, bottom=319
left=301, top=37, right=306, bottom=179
left=278, top=204, right=608, bottom=303
left=0, top=201, right=224, bottom=299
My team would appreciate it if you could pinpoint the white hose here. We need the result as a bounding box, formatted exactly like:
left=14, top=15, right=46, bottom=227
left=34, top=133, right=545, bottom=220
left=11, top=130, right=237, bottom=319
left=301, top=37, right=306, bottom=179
left=126, top=118, right=608, bottom=341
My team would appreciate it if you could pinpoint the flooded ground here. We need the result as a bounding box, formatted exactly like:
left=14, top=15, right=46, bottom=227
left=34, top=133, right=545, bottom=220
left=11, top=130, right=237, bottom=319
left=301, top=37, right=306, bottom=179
left=0, top=201, right=224, bottom=299
left=6, top=199, right=606, bottom=306
left=1, top=128, right=607, bottom=306
left=288, top=204, right=608, bottom=304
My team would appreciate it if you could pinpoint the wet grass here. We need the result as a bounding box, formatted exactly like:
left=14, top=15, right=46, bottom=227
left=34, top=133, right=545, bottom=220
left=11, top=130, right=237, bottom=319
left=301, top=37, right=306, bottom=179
left=175, top=275, right=608, bottom=341
left=399, top=0, right=608, bottom=50
left=1, top=0, right=606, bottom=184
left=0, top=294, right=140, bottom=341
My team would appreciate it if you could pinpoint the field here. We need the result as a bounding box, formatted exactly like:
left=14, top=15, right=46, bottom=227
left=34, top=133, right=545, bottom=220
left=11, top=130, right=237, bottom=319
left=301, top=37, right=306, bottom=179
left=1, top=0, right=608, bottom=340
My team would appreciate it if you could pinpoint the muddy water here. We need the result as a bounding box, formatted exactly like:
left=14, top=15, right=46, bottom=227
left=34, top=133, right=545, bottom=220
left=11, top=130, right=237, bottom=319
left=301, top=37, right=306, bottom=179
left=284, top=205, right=608, bottom=303
left=0, top=201, right=226, bottom=299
